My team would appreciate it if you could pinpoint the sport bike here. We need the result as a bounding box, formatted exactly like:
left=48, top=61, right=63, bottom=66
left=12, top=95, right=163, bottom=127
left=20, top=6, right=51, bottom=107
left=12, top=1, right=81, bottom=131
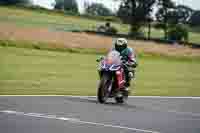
left=96, top=50, right=129, bottom=104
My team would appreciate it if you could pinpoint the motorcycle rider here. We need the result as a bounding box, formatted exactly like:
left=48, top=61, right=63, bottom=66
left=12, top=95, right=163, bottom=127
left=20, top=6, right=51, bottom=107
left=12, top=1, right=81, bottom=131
left=112, top=38, right=137, bottom=88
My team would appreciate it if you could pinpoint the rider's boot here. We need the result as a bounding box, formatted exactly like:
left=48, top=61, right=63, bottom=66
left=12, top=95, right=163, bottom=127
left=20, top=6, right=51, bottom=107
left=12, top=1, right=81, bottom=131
left=124, top=71, right=135, bottom=95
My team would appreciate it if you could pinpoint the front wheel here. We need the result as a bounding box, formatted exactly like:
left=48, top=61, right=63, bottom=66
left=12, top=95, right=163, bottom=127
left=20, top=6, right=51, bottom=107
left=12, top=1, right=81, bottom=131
left=97, top=73, right=112, bottom=104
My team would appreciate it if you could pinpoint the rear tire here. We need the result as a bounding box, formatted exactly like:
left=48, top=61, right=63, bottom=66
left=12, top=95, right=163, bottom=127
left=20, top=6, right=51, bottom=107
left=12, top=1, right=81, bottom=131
left=97, top=73, right=112, bottom=104
left=115, top=96, right=124, bottom=104
left=115, top=90, right=128, bottom=104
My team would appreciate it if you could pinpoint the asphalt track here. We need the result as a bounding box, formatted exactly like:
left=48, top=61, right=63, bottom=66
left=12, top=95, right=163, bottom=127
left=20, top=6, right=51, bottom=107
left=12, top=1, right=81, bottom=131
left=0, top=96, right=200, bottom=133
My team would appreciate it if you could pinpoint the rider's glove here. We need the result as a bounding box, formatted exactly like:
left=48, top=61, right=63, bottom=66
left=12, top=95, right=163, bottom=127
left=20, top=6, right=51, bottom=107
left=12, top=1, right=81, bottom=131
left=96, top=56, right=104, bottom=62
left=132, top=61, right=138, bottom=68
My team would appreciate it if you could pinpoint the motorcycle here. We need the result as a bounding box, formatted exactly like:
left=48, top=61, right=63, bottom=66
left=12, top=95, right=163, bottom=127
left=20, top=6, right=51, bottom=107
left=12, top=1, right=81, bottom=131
left=96, top=50, right=129, bottom=104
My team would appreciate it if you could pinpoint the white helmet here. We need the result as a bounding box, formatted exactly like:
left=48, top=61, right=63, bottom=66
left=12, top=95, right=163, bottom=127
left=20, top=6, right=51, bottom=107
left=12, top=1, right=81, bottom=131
left=115, top=38, right=128, bottom=52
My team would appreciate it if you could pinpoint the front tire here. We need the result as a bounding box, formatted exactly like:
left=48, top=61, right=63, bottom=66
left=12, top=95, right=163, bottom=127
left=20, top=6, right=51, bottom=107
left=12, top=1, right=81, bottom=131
left=97, top=73, right=112, bottom=104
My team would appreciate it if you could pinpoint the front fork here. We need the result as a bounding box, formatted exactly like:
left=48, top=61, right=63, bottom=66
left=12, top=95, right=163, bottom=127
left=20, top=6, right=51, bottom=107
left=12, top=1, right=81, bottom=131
left=98, top=69, right=125, bottom=90
left=116, top=69, right=126, bottom=89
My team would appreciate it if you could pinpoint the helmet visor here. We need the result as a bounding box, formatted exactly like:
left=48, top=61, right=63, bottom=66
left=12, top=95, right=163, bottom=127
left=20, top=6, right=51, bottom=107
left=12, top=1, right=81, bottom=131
left=116, top=44, right=126, bottom=52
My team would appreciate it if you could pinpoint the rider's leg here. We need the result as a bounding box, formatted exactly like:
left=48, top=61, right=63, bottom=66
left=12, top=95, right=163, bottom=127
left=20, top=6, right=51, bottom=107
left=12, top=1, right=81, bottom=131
left=124, top=68, right=130, bottom=87
left=125, top=68, right=136, bottom=87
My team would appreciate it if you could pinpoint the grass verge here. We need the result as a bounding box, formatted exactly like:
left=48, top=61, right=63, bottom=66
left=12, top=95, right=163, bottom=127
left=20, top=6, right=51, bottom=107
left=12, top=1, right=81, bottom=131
left=0, top=40, right=200, bottom=96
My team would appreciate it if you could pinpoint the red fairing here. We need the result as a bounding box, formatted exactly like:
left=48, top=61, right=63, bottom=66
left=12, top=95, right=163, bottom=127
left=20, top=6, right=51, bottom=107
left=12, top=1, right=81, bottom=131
left=116, top=68, right=125, bottom=89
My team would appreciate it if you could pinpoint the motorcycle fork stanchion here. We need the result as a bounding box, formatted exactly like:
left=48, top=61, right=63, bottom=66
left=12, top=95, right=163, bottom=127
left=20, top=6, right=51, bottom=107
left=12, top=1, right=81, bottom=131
left=115, top=69, right=126, bottom=98
left=116, top=69, right=126, bottom=89
left=103, top=72, right=113, bottom=99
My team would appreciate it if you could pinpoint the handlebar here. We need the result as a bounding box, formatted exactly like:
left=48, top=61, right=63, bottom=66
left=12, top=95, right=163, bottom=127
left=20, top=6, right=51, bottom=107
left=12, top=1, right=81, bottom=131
left=96, top=56, right=105, bottom=62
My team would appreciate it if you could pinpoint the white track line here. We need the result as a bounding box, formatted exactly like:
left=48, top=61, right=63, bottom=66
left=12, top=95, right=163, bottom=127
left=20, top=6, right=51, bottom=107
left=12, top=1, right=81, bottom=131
left=129, top=96, right=200, bottom=99
left=0, top=110, right=159, bottom=133
left=1, top=95, right=200, bottom=99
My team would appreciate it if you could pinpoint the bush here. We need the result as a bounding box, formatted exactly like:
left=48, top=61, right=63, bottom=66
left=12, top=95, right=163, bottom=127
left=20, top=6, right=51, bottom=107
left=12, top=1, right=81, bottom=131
left=167, top=24, right=189, bottom=42
left=84, top=3, right=113, bottom=17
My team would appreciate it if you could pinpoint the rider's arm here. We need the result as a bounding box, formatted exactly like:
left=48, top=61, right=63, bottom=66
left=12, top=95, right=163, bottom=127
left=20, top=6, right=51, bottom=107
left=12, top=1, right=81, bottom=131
left=127, top=48, right=137, bottom=68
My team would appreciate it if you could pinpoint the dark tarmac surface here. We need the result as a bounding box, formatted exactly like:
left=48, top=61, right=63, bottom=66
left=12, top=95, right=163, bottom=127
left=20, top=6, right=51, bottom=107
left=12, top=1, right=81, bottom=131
left=0, top=96, right=200, bottom=133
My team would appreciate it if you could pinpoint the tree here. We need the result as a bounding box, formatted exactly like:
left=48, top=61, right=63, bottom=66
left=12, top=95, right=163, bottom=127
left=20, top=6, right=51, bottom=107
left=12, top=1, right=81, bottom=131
left=64, top=0, right=78, bottom=13
left=175, top=5, right=194, bottom=24
left=117, top=0, right=156, bottom=37
left=54, top=0, right=78, bottom=13
left=156, top=0, right=175, bottom=39
left=85, top=3, right=113, bottom=16
left=156, top=4, right=193, bottom=25
left=162, top=5, right=194, bottom=25
left=155, top=2, right=191, bottom=42
left=54, top=0, right=64, bottom=10
left=167, top=24, right=189, bottom=42
left=0, top=0, right=30, bottom=5
left=117, top=1, right=132, bottom=24
left=189, top=10, right=200, bottom=26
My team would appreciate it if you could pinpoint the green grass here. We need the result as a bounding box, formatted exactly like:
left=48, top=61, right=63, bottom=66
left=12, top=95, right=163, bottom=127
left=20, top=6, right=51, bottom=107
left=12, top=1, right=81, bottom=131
left=0, top=6, right=129, bottom=33
left=0, top=45, right=200, bottom=96
left=1, top=6, right=199, bottom=44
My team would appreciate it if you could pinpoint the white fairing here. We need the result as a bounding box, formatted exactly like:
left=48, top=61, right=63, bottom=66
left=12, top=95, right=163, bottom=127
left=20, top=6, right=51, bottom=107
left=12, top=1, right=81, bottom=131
left=106, top=50, right=121, bottom=65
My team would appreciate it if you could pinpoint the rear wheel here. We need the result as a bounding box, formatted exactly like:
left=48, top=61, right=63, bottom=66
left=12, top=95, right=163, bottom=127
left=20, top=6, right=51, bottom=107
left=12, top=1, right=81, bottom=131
left=97, top=73, right=112, bottom=103
left=115, top=90, right=128, bottom=104
left=115, top=96, right=124, bottom=104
